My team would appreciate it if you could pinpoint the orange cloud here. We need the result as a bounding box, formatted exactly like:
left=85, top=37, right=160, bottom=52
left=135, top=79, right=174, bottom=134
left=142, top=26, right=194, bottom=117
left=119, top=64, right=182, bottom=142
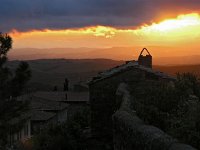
left=9, top=13, right=200, bottom=58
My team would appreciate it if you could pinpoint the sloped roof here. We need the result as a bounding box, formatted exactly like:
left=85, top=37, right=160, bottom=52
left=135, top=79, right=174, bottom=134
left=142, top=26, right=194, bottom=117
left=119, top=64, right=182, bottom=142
left=18, top=91, right=89, bottom=107
left=66, top=91, right=89, bottom=103
left=17, top=92, right=68, bottom=111
left=31, top=110, right=56, bottom=121
left=13, top=92, right=70, bottom=123
left=89, top=60, right=174, bottom=84
left=29, top=96, right=68, bottom=111
left=8, top=111, right=32, bottom=125
left=33, top=91, right=89, bottom=102
left=8, top=110, right=56, bottom=123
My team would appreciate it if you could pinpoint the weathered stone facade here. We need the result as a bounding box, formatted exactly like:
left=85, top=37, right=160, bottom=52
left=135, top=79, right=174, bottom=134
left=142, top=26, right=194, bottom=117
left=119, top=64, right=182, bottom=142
left=89, top=68, right=143, bottom=138
left=89, top=61, right=174, bottom=139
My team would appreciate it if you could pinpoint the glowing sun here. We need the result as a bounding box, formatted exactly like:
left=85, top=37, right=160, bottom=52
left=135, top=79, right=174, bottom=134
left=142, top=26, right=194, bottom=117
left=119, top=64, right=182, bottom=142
left=138, top=13, right=200, bottom=32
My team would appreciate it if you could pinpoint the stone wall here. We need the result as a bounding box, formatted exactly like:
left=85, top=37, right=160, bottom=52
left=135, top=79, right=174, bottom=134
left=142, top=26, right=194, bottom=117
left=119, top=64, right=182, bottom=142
left=113, top=83, right=197, bottom=150
left=89, top=69, right=145, bottom=138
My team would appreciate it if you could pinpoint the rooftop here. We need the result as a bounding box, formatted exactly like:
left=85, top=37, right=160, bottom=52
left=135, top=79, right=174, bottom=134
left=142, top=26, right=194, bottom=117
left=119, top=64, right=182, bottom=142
left=31, top=110, right=56, bottom=121
left=89, top=60, right=174, bottom=84
left=19, top=91, right=89, bottom=102
left=16, top=92, right=68, bottom=122
left=8, top=111, right=32, bottom=125
left=29, top=96, right=68, bottom=111
left=15, top=91, right=89, bottom=121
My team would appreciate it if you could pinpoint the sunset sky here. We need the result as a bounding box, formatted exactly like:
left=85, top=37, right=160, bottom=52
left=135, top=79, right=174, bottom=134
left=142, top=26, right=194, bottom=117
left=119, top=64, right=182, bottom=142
left=1, top=0, right=200, bottom=60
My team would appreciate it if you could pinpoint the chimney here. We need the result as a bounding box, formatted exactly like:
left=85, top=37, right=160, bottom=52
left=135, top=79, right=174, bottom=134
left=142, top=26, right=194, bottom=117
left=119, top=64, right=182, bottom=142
left=138, top=48, right=152, bottom=68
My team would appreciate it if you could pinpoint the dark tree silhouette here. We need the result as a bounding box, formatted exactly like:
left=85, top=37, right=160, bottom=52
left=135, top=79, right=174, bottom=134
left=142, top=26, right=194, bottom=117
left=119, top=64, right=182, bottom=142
left=53, top=85, right=58, bottom=91
left=11, top=61, right=31, bottom=97
left=0, top=33, right=12, bottom=99
left=0, top=33, right=31, bottom=146
left=63, top=77, right=69, bottom=91
left=0, top=33, right=31, bottom=99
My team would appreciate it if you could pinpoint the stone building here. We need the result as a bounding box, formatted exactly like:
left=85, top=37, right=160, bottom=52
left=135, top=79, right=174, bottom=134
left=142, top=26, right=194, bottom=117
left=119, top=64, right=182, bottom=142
left=8, top=92, right=68, bottom=145
left=88, top=48, right=174, bottom=140
left=65, top=91, right=89, bottom=120
left=8, top=91, right=89, bottom=145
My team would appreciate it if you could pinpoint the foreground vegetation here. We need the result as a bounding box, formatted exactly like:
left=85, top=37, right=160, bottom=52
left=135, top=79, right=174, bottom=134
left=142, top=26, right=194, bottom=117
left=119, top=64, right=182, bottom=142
left=0, top=33, right=31, bottom=148
left=131, top=73, right=200, bottom=149
left=32, top=107, right=108, bottom=150
left=33, top=108, right=90, bottom=150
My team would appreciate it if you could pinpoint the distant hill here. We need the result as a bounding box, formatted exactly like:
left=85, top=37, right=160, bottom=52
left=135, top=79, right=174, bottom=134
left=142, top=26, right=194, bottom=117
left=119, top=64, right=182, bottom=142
left=7, top=59, right=124, bottom=91
left=154, top=56, right=200, bottom=65
left=8, top=47, right=200, bottom=65
left=154, top=65, right=200, bottom=76
left=7, top=59, right=200, bottom=91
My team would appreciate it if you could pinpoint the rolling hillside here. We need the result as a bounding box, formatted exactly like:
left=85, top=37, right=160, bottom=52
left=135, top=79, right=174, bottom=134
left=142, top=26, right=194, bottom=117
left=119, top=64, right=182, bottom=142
left=7, top=59, right=124, bottom=91
left=8, top=47, right=200, bottom=65
left=7, top=59, right=200, bottom=91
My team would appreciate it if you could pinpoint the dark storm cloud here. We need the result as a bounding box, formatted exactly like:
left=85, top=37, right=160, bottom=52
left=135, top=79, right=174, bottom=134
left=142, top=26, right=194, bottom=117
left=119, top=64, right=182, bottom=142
left=1, top=0, right=200, bottom=32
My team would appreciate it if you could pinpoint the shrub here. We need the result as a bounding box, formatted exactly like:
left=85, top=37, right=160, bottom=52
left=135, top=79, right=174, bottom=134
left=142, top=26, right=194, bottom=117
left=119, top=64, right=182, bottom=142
left=130, top=73, right=200, bottom=149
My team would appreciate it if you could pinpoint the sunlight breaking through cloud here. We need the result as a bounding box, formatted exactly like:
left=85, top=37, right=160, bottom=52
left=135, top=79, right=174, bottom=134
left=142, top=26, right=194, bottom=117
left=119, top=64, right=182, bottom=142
left=9, top=13, right=200, bottom=50
left=135, top=13, right=200, bottom=34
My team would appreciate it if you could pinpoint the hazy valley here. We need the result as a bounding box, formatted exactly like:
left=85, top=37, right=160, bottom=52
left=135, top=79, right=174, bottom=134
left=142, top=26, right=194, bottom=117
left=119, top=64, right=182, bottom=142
left=7, top=58, right=200, bottom=91
left=9, top=47, right=200, bottom=65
